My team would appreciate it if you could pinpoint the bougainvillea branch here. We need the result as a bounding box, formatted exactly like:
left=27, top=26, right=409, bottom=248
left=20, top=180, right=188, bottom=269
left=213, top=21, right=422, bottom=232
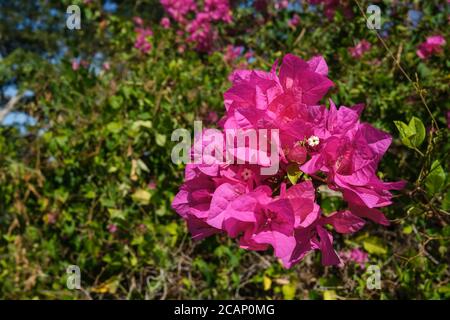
left=172, top=54, right=405, bottom=268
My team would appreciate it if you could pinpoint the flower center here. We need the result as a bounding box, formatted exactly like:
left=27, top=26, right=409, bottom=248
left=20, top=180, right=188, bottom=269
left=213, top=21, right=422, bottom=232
left=307, top=135, right=320, bottom=147
left=263, top=210, right=277, bottom=227
left=241, top=168, right=253, bottom=181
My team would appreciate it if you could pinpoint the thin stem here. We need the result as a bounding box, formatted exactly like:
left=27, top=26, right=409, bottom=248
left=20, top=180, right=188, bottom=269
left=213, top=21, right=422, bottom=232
left=414, top=147, right=425, bottom=157
left=310, top=174, right=327, bottom=184
left=0, top=93, right=24, bottom=122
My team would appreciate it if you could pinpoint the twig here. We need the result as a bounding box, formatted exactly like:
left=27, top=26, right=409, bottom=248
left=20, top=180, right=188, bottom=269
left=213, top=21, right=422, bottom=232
left=293, top=28, right=306, bottom=47
left=0, top=94, right=24, bottom=122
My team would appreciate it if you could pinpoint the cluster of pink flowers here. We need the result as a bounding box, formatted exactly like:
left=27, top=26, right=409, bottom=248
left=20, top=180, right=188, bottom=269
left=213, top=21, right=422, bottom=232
left=288, top=14, right=300, bottom=28
left=160, top=17, right=171, bottom=29
left=307, top=0, right=353, bottom=20
left=223, top=45, right=244, bottom=64
left=160, top=0, right=232, bottom=52
left=172, top=54, right=405, bottom=268
left=416, top=35, right=446, bottom=60
left=274, top=0, right=289, bottom=10
left=71, top=59, right=89, bottom=71
left=339, top=248, right=369, bottom=268
left=348, top=40, right=372, bottom=59
left=133, top=17, right=153, bottom=54
left=160, top=0, right=196, bottom=23
left=223, top=46, right=254, bottom=79
left=108, top=223, right=118, bottom=234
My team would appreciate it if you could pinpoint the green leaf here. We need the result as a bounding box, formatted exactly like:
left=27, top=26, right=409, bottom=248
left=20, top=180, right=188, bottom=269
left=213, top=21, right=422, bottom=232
left=106, top=122, right=123, bottom=134
left=281, top=283, right=296, bottom=300
left=424, top=160, right=446, bottom=195
left=442, top=190, right=450, bottom=211
left=394, top=117, right=425, bottom=149
left=408, top=117, right=426, bottom=148
left=137, top=159, right=150, bottom=172
left=287, top=163, right=301, bottom=185
left=402, top=225, right=413, bottom=235
left=109, top=95, right=123, bottom=110
left=363, top=237, right=387, bottom=255
left=263, top=276, right=272, bottom=291
left=417, top=62, right=431, bottom=78
left=131, top=120, right=152, bottom=131
left=155, top=133, right=166, bottom=146
left=108, top=208, right=126, bottom=220
left=394, top=120, right=413, bottom=148
left=131, top=189, right=152, bottom=205
left=323, top=290, right=337, bottom=300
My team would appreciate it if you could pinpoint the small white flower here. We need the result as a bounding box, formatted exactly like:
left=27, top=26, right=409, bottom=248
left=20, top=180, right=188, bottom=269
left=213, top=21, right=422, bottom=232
left=307, top=135, right=320, bottom=147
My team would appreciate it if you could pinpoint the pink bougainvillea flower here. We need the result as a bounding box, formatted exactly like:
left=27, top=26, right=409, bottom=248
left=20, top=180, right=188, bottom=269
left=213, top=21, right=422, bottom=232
left=204, top=0, right=232, bottom=23
left=244, top=51, right=254, bottom=61
left=71, top=59, right=80, bottom=71
left=278, top=54, right=334, bottom=105
left=72, top=59, right=89, bottom=71
left=133, top=16, right=144, bottom=26
left=177, top=44, right=186, bottom=54
left=134, top=26, right=153, bottom=54
left=160, top=17, right=171, bottom=29
left=147, top=180, right=157, bottom=190
left=206, top=182, right=249, bottom=234
left=160, top=0, right=197, bottom=23
left=301, top=101, right=406, bottom=224
left=286, top=208, right=366, bottom=267
left=307, top=0, right=353, bottom=20
left=102, top=62, right=110, bottom=71
left=288, top=14, right=300, bottom=28
left=274, top=0, right=289, bottom=10
left=287, top=222, right=340, bottom=267
left=172, top=53, right=404, bottom=268
left=279, top=181, right=319, bottom=228
left=221, top=54, right=333, bottom=131
left=323, top=210, right=365, bottom=234
left=231, top=183, right=322, bottom=267
left=172, top=168, right=219, bottom=240
left=160, top=0, right=232, bottom=53
left=416, top=35, right=446, bottom=59
left=224, top=45, right=243, bottom=64
left=45, top=212, right=58, bottom=224
left=348, top=40, right=371, bottom=59
left=205, top=110, right=219, bottom=124
left=339, top=248, right=369, bottom=268
left=108, top=223, right=118, bottom=233
left=248, top=191, right=296, bottom=262
left=186, top=12, right=218, bottom=52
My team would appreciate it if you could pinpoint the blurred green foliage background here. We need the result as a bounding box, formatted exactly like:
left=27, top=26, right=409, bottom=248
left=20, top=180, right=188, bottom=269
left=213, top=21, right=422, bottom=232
left=0, top=0, right=449, bottom=299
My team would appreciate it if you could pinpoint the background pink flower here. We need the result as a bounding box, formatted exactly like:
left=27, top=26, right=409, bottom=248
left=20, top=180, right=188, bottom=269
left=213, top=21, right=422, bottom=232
left=134, top=26, right=153, bottom=54
left=348, top=40, right=371, bottom=59
left=416, top=35, right=446, bottom=59
left=160, top=17, right=171, bottom=29
left=339, top=248, right=369, bottom=268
